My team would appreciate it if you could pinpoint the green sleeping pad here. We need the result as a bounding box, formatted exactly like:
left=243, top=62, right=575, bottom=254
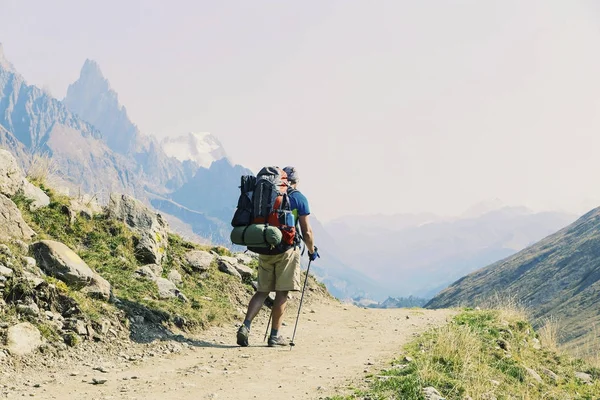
left=230, top=224, right=282, bottom=247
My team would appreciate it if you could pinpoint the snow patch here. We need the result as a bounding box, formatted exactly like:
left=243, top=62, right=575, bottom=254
left=161, top=132, right=228, bottom=168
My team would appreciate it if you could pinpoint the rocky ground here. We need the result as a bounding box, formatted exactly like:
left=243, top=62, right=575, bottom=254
left=1, top=299, right=454, bottom=400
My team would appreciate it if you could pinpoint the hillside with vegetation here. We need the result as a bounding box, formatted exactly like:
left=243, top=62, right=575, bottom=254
left=329, top=307, right=599, bottom=399
left=426, top=207, right=600, bottom=353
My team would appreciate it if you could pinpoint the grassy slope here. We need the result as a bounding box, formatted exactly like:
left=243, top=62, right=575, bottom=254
left=329, top=308, right=600, bottom=400
left=8, top=185, right=253, bottom=333
left=426, top=208, right=600, bottom=352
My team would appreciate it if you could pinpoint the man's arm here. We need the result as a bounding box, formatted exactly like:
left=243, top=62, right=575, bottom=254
left=299, top=215, right=315, bottom=254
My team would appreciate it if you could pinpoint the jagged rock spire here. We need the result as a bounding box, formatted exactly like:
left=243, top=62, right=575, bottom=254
left=76, top=59, right=110, bottom=92
left=0, top=43, right=16, bottom=72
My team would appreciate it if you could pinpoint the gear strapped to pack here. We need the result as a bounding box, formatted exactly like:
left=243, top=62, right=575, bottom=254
left=230, top=166, right=301, bottom=254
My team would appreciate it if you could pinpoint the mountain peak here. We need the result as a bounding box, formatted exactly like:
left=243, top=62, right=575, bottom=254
left=81, top=59, right=103, bottom=77
left=64, top=59, right=140, bottom=155
left=161, top=132, right=228, bottom=168
left=0, top=43, right=16, bottom=72
left=75, top=59, right=109, bottom=92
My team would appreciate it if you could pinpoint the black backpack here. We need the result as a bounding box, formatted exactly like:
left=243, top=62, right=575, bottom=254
left=231, top=167, right=300, bottom=254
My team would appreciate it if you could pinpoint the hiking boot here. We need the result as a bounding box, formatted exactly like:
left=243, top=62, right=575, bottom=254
left=237, top=325, right=249, bottom=347
left=267, top=335, right=288, bottom=347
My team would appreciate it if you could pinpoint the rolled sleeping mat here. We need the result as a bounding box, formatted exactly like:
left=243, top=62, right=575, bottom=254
left=231, top=224, right=282, bottom=247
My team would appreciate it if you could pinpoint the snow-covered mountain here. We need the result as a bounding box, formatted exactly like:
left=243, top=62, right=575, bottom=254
left=161, top=132, right=228, bottom=169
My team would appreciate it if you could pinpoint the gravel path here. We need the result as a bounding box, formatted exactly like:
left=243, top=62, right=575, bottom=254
left=4, top=301, right=454, bottom=400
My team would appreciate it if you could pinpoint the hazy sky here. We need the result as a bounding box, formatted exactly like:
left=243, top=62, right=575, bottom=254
left=2, top=0, right=600, bottom=220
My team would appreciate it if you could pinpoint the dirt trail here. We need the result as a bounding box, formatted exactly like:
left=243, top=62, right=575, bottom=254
left=11, top=302, right=454, bottom=400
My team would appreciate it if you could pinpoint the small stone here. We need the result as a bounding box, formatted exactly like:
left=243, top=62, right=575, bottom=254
left=497, top=339, right=510, bottom=351
left=575, top=371, right=592, bottom=384
left=0, top=244, right=12, bottom=256
left=423, top=386, right=445, bottom=400
left=541, top=367, right=558, bottom=382
left=16, top=302, right=40, bottom=317
left=91, top=378, right=107, bottom=385
left=168, top=269, right=183, bottom=286
left=525, top=367, right=543, bottom=384
left=0, top=265, right=13, bottom=277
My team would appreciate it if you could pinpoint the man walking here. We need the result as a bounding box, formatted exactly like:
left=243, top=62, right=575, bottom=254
left=237, top=166, right=319, bottom=347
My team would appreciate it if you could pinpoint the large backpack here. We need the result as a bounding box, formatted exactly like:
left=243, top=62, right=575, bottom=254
left=231, top=166, right=299, bottom=254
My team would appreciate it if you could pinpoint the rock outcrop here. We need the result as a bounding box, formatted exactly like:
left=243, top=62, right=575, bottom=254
left=0, top=194, right=36, bottom=241
left=0, top=147, right=50, bottom=211
left=107, top=194, right=169, bottom=264
left=0, top=148, right=24, bottom=197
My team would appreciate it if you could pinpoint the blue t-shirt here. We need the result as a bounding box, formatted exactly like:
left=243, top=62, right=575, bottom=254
left=289, top=190, right=310, bottom=224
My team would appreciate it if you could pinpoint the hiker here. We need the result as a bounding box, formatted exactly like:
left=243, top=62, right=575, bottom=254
left=236, top=166, right=319, bottom=347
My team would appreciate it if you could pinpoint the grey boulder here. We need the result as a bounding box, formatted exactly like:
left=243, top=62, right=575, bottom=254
left=19, top=178, right=50, bottom=211
left=135, top=263, right=162, bottom=280
left=184, top=250, right=214, bottom=272
left=168, top=269, right=183, bottom=286
left=156, top=277, right=178, bottom=299
left=0, top=148, right=24, bottom=197
left=217, top=257, right=242, bottom=279
left=107, top=194, right=169, bottom=265
left=235, top=253, right=254, bottom=265
left=30, top=240, right=95, bottom=288
left=82, top=273, right=112, bottom=301
left=0, top=194, right=36, bottom=241
left=234, top=263, right=254, bottom=279
left=6, top=322, right=42, bottom=356
left=217, top=256, right=253, bottom=279
left=0, top=149, right=49, bottom=210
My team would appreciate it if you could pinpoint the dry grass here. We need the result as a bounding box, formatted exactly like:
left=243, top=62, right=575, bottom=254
left=26, top=152, right=59, bottom=186
left=538, top=316, right=561, bottom=352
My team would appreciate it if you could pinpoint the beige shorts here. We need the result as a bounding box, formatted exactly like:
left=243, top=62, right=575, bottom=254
left=256, top=248, right=301, bottom=292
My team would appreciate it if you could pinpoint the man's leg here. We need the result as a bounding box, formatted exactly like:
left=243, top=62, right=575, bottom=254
left=238, top=255, right=274, bottom=347
left=237, top=291, right=269, bottom=347
left=271, top=291, right=289, bottom=331
left=267, top=291, right=289, bottom=346
left=244, top=291, right=270, bottom=326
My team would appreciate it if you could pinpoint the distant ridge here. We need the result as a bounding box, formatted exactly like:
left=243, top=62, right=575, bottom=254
left=426, top=206, right=600, bottom=351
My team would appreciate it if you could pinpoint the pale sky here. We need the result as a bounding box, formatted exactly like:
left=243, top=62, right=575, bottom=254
left=2, top=0, right=600, bottom=220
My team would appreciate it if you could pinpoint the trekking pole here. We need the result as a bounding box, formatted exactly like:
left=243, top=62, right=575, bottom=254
left=263, top=308, right=272, bottom=342
left=264, top=264, right=277, bottom=342
left=289, top=259, right=312, bottom=350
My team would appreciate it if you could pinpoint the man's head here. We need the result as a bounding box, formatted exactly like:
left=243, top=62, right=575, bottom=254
left=283, top=166, right=299, bottom=187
